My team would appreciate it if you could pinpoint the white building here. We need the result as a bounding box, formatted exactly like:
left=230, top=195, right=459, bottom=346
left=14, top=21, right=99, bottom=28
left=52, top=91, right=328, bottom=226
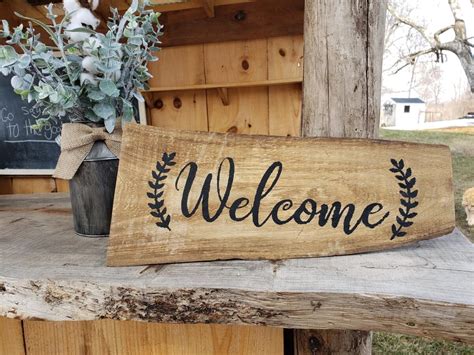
left=381, top=98, right=426, bottom=128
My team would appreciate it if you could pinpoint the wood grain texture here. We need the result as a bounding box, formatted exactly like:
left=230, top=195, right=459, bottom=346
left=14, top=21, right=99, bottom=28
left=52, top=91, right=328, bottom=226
left=268, top=36, right=304, bottom=80
left=148, top=44, right=205, bottom=88
left=55, top=179, right=70, bottom=193
left=23, top=321, right=282, bottom=355
left=204, top=39, right=268, bottom=84
left=269, top=84, right=302, bottom=137
left=11, top=177, right=56, bottom=194
left=146, top=78, right=302, bottom=92
left=0, top=317, right=25, bottom=355
left=0, top=178, right=13, bottom=195
left=108, top=124, right=454, bottom=265
left=300, top=0, right=387, bottom=346
left=302, top=0, right=387, bottom=139
left=159, top=0, right=304, bottom=47
left=0, top=178, right=69, bottom=194
left=150, top=90, right=208, bottom=132
left=294, top=329, right=371, bottom=355
left=207, top=87, right=269, bottom=134
left=0, top=194, right=472, bottom=343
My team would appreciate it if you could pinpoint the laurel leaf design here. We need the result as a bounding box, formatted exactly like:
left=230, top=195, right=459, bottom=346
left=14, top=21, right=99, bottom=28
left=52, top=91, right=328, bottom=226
left=147, top=152, right=176, bottom=231
left=389, top=158, right=419, bottom=240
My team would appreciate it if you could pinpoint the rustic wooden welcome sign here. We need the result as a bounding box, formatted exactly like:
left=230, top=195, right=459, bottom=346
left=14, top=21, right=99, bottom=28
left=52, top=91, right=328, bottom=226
left=107, top=124, right=455, bottom=266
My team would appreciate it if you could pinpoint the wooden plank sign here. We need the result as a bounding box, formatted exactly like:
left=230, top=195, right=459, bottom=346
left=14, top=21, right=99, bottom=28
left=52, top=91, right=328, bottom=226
left=107, top=124, right=455, bottom=266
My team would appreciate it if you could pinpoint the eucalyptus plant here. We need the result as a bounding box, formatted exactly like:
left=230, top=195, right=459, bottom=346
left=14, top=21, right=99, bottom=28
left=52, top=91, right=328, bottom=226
left=0, top=0, right=163, bottom=132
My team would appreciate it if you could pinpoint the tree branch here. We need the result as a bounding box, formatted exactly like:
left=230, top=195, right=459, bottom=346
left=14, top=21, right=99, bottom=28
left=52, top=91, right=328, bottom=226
left=387, top=0, right=473, bottom=92
left=391, top=48, right=436, bottom=74
left=448, top=0, right=467, bottom=40
left=387, top=3, right=435, bottom=47
left=434, top=25, right=454, bottom=46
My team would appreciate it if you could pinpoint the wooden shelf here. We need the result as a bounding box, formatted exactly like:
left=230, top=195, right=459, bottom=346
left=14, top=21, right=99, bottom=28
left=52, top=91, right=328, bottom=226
left=0, top=194, right=473, bottom=343
left=149, top=0, right=253, bottom=13
left=144, top=78, right=303, bottom=93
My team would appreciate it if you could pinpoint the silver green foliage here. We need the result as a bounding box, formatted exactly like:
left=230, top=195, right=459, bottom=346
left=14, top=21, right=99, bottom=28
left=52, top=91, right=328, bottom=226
left=0, top=0, right=163, bottom=132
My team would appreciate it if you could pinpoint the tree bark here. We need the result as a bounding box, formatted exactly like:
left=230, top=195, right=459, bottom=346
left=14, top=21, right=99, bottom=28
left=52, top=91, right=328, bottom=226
left=299, top=0, right=387, bottom=353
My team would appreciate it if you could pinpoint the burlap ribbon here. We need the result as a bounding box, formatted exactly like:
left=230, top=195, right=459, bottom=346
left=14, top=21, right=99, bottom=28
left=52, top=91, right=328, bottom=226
left=53, top=123, right=122, bottom=180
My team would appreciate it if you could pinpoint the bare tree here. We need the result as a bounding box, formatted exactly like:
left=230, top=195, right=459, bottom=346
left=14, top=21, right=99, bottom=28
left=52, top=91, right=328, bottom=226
left=382, top=1, right=429, bottom=96
left=452, top=76, right=470, bottom=100
left=418, top=62, right=444, bottom=104
left=388, top=0, right=474, bottom=92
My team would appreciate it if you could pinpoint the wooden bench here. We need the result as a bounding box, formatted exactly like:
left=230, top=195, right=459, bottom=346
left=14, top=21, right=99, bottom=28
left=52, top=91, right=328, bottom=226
left=0, top=193, right=473, bottom=352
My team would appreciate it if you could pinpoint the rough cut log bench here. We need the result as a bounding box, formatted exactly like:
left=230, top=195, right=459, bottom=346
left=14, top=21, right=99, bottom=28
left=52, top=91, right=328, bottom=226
left=0, top=194, right=473, bottom=354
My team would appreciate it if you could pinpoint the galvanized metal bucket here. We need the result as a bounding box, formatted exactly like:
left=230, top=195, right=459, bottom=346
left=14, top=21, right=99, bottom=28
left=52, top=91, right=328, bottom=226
left=69, top=141, right=119, bottom=237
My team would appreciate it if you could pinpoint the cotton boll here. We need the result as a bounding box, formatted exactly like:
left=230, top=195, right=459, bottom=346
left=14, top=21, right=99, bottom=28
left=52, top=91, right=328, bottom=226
left=63, top=0, right=82, bottom=14
left=63, top=0, right=100, bottom=14
left=65, top=8, right=100, bottom=42
left=80, top=73, right=98, bottom=86
left=74, top=8, right=100, bottom=30
left=66, top=20, right=91, bottom=42
left=90, top=0, right=100, bottom=11
left=82, top=56, right=99, bottom=74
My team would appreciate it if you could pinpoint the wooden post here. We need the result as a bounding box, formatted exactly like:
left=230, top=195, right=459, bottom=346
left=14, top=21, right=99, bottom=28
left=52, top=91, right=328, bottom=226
left=302, top=0, right=386, bottom=139
left=294, top=330, right=372, bottom=355
left=299, top=0, right=387, bottom=353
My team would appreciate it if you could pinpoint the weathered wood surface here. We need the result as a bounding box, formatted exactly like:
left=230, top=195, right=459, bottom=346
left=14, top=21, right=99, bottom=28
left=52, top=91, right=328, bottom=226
left=302, top=0, right=386, bottom=139
left=0, top=194, right=473, bottom=343
left=294, top=330, right=372, bottom=354
left=108, top=124, right=454, bottom=266
left=301, top=0, right=387, bottom=348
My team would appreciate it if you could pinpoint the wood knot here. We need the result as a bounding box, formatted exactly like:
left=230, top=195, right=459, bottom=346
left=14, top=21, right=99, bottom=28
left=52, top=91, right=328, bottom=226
left=227, top=126, right=238, bottom=133
left=234, top=10, right=246, bottom=21
left=308, top=336, right=321, bottom=353
left=173, top=97, right=182, bottom=109
left=279, top=48, right=286, bottom=57
left=154, top=99, right=164, bottom=109
left=241, top=59, right=250, bottom=71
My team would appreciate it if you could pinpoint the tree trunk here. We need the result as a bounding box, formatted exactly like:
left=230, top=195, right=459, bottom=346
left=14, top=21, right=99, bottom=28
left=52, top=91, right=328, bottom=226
left=454, top=44, right=474, bottom=93
left=299, top=0, right=387, bottom=353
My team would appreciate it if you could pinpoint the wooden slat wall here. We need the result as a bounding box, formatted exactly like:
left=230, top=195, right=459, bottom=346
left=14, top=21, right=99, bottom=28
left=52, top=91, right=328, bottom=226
left=149, top=35, right=303, bottom=136
left=0, top=318, right=25, bottom=355
left=0, top=177, right=69, bottom=194
left=21, top=321, right=283, bottom=355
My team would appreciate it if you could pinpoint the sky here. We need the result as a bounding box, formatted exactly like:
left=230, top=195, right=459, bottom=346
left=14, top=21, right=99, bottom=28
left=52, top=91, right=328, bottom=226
left=382, top=0, right=473, bottom=102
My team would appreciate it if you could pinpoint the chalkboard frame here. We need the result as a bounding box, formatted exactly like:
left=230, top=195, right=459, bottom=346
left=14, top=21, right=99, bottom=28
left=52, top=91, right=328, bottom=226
left=0, top=100, right=147, bottom=175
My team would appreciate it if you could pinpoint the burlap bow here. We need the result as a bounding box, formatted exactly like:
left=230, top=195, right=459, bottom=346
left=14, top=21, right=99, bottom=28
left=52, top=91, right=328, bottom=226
left=53, top=123, right=122, bottom=180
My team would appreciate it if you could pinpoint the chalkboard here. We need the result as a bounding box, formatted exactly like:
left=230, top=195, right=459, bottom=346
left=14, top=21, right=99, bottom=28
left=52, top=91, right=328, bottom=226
left=0, top=75, right=145, bottom=174
left=0, top=75, right=62, bottom=174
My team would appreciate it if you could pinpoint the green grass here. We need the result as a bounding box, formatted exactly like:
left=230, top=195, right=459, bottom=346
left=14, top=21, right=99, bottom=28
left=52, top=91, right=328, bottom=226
left=373, top=332, right=474, bottom=354
left=373, top=129, right=474, bottom=354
